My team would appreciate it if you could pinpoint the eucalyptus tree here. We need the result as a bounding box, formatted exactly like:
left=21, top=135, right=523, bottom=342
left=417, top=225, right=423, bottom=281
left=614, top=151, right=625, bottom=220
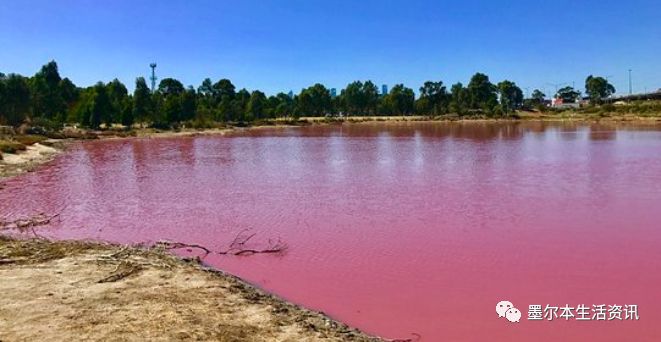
left=89, top=82, right=112, bottom=129
left=386, top=84, right=415, bottom=115
left=417, top=81, right=448, bottom=115
left=298, top=84, right=332, bottom=116
left=158, top=78, right=185, bottom=124
left=531, top=89, right=546, bottom=104
left=585, top=75, right=615, bottom=104
left=556, top=86, right=581, bottom=102
left=449, top=82, right=470, bottom=115
left=30, top=60, right=66, bottom=122
left=467, top=73, right=498, bottom=112
left=246, top=90, right=267, bottom=120
left=133, top=77, right=152, bottom=124
left=0, top=74, right=31, bottom=126
left=497, top=80, right=524, bottom=113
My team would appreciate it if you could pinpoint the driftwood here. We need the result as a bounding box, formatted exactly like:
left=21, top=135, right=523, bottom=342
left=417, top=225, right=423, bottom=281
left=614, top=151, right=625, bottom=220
left=158, top=229, right=287, bottom=257
left=2, top=211, right=286, bottom=258
left=97, top=261, right=143, bottom=283
left=0, top=212, right=60, bottom=231
left=0, top=212, right=62, bottom=238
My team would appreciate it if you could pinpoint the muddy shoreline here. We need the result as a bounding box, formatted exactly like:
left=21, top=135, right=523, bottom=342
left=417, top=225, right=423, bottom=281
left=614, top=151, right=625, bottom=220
left=0, top=236, right=387, bottom=341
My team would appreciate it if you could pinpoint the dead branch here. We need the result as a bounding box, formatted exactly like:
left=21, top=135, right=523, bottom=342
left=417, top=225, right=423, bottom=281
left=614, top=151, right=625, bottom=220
left=0, top=211, right=62, bottom=237
left=156, top=241, right=212, bottom=256
left=219, top=231, right=287, bottom=256
left=98, top=261, right=143, bottom=283
left=0, top=212, right=59, bottom=229
left=156, top=230, right=287, bottom=257
left=230, top=238, right=288, bottom=256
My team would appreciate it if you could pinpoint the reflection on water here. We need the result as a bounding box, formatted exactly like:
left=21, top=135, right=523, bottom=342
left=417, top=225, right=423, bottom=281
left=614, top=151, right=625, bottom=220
left=2, top=121, right=661, bottom=341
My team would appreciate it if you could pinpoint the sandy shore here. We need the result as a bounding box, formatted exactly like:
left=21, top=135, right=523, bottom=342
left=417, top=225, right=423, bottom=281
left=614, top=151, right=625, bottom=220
left=0, top=142, right=63, bottom=179
left=0, top=236, right=384, bottom=342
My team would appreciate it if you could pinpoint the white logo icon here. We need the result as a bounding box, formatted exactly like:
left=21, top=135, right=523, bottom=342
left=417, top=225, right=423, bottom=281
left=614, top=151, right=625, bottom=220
left=505, top=307, right=521, bottom=322
left=496, top=300, right=520, bottom=323
left=496, top=300, right=514, bottom=318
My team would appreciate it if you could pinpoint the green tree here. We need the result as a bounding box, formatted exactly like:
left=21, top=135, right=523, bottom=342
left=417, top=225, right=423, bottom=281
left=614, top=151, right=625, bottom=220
left=449, top=82, right=470, bottom=115
left=133, top=77, right=152, bottom=125
left=59, top=77, right=79, bottom=118
left=298, top=84, right=331, bottom=116
left=362, top=81, right=380, bottom=115
left=198, top=78, right=215, bottom=99
left=31, top=60, right=66, bottom=122
left=531, top=89, right=546, bottom=104
left=340, top=81, right=364, bottom=115
left=158, top=78, right=185, bottom=97
left=121, top=97, right=134, bottom=127
left=0, top=74, right=32, bottom=126
left=417, top=81, right=448, bottom=115
left=107, top=78, right=129, bottom=124
left=273, top=92, right=294, bottom=117
left=467, top=73, right=497, bottom=112
left=213, top=79, right=236, bottom=99
left=90, top=82, right=112, bottom=129
left=196, top=78, right=215, bottom=117
left=246, top=90, right=267, bottom=121
left=497, top=80, right=524, bottom=113
left=339, top=81, right=380, bottom=115
left=157, top=78, right=185, bottom=125
left=585, top=75, right=615, bottom=104
left=556, top=86, right=581, bottom=102
left=386, top=84, right=415, bottom=115
left=232, top=89, right=251, bottom=122
left=181, top=86, right=197, bottom=122
left=0, top=74, right=5, bottom=123
left=215, top=79, right=237, bottom=121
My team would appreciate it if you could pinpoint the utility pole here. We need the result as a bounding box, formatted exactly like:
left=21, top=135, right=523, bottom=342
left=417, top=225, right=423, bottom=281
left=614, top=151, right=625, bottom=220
left=628, top=69, right=632, bottom=95
left=150, top=63, right=157, bottom=93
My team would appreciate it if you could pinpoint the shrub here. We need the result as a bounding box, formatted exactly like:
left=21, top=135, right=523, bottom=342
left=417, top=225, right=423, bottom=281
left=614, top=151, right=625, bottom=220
left=30, top=117, right=63, bottom=132
left=0, top=140, right=26, bottom=153
left=13, top=134, right=47, bottom=146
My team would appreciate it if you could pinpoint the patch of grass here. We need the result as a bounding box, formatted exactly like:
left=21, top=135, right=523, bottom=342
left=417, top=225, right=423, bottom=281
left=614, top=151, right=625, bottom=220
left=0, top=140, right=27, bottom=154
left=0, top=236, right=106, bottom=264
left=13, top=134, right=48, bottom=146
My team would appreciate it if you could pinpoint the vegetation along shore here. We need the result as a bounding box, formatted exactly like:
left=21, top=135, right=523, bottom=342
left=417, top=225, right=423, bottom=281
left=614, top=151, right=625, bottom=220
left=2, top=60, right=660, bottom=132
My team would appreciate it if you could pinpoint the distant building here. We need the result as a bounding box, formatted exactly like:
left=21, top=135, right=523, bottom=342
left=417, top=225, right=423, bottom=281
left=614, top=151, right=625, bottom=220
left=288, top=90, right=294, bottom=99
left=330, top=88, right=337, bottom=98
left=381, top=84, right=388, bottom=96
left=551, top=97, right=580, bottom=109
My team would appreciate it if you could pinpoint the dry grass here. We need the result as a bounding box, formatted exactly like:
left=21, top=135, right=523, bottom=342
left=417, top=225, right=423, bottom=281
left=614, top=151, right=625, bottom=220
left=0, top=140, right=26, bottom=154
left=12, top=134, right=49, bottom=146
left=0, top=236, right=385, bottom=342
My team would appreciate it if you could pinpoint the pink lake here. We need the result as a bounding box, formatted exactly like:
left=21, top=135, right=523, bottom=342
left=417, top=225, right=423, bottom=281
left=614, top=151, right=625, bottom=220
left=2, top=122, right=661, bottom=341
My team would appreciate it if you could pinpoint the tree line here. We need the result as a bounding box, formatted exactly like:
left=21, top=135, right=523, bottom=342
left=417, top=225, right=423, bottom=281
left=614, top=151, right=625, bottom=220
left=0, top=60, right=615, bottom=129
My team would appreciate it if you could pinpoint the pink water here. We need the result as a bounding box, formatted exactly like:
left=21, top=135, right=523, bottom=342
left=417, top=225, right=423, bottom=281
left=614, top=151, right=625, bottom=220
left=2, top=122, right=661, bottom=341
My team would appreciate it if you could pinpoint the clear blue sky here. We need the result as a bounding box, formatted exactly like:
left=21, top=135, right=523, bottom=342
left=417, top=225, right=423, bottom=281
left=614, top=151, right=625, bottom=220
left=1, top=0, right=659, bottom=97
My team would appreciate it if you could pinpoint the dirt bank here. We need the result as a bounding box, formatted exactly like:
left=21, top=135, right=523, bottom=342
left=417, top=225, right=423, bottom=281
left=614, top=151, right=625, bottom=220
left=0, top=236, right=384, bottom=342
left=0, top=141, right=64, bottom=179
